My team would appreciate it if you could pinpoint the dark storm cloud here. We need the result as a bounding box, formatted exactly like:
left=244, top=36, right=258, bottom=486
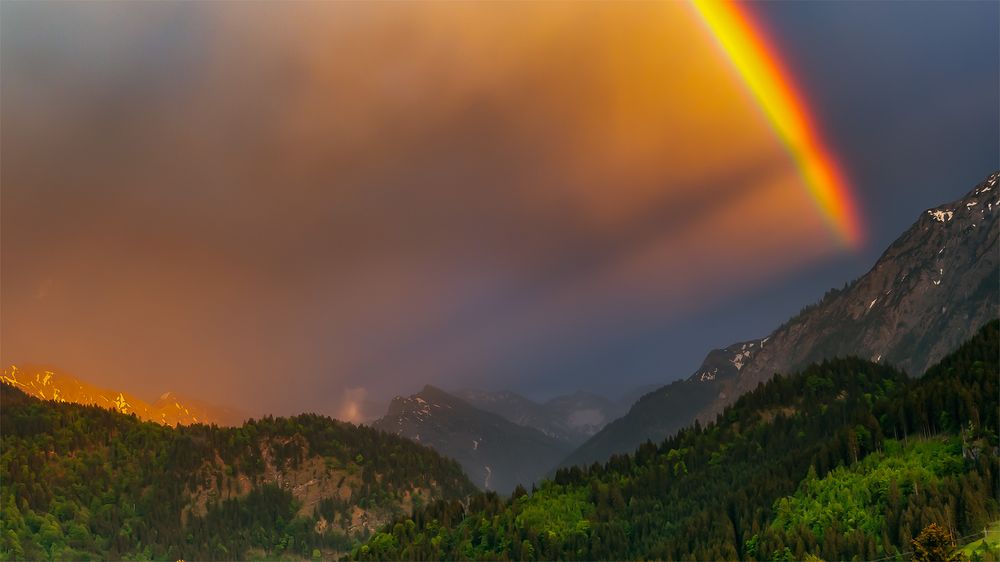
left=754, top=1, right=999, bottom=255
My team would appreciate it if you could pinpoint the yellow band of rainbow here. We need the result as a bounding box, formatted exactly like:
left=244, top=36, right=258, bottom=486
left=692, top=0, right=865, bottom=249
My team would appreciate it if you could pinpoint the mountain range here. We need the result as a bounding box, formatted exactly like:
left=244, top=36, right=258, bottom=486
left=562, top=171, right=999, bottom=467
left=0, top=364, right=246, bottom=427
left=316, top=172, right=1000, bottom=487
left=369, top=384, right=662, bottom=494
left=453, top=387, right=649, bottom=446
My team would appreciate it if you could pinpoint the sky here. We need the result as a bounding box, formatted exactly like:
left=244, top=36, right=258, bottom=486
left=2, top=1, right=997, bottom=422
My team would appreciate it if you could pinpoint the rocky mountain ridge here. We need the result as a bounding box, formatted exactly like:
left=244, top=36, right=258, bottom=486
left=730, top=171, right=998, bottom=396
left=0, top=364, right=246, bottom=427
left=562, top=171, right=999, bottom=467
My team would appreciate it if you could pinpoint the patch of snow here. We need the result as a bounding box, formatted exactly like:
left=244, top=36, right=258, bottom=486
left=980, top=175, right=996, bottom=193
left=484, top=466, right=492, bottom=490
left=868, top=298, right=878, bottom=310
left=472, top=439, right=479, bottom=451
left=967, top=201, right=978, bottom=208
left=731, top=350, right=752, bottom=371
left=927, top=209, right=954, bottom=222
left=932, top=280, right=941, bottom=286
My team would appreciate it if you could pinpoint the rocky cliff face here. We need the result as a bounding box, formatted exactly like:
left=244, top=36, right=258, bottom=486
left=562, top=172, right=999, bottom=467
left=731, top=171, right=998, bottom=398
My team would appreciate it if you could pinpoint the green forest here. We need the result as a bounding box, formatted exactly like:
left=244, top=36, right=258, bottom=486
left=1, top=321, right=996, bottom=561
left=0, top=389, right=476, bottom=561
left=353, top=320, right=999, bottom=561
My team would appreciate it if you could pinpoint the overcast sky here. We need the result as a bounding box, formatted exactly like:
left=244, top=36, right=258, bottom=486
left=2, top=2, right=997, bottom=421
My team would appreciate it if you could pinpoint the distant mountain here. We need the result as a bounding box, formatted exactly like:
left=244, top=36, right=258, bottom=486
left=452, top=389, right=552, bottom=434
left=563, top=171, right=999, bottom=467
left=1, top=364, right=246, bottom=426
left=372, top=385, right=572, bottom=494
left=454, top=388, right=630, bottom=445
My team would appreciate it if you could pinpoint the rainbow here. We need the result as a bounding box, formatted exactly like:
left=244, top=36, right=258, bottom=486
left=692, top=0, right=864, bottom=248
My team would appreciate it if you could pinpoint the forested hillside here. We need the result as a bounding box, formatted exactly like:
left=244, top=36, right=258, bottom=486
left=354, top=320, right=999, bottom=561
left=0, top=390, right=476, bottom=561
left=2, top=323, right=995, bottom=561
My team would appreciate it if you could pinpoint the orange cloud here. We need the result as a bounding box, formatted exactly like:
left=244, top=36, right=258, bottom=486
left=1, top=2, right=851, bottom=412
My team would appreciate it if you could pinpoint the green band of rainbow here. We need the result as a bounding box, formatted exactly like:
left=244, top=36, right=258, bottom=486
left=692, top=0, right=865, bottom=248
